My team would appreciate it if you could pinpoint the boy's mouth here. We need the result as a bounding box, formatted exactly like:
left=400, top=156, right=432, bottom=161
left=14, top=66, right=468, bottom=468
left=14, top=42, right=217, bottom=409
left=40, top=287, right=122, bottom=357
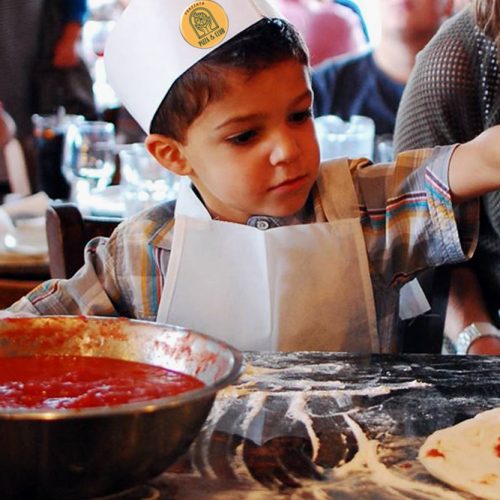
left=268, top=174, right=308, bottom=192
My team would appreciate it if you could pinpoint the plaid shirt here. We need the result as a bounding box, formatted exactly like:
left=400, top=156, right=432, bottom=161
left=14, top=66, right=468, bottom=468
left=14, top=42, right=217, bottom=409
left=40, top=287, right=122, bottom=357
left=9, top=145, right=478, bottom=352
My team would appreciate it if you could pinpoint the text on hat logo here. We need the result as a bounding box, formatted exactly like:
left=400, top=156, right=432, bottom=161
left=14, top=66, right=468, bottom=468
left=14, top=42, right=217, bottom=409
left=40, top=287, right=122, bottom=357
left=181, top=1, right=229, bottom=49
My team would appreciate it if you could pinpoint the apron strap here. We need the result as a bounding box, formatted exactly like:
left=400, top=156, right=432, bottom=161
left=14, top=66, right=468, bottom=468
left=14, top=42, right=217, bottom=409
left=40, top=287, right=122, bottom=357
left=317, top=158, right=359, bottom=221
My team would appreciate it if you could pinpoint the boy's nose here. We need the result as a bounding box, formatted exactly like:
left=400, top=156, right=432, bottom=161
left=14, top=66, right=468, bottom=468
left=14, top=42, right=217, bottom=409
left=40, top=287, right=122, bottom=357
left=269, top=131, right=301, bottom=166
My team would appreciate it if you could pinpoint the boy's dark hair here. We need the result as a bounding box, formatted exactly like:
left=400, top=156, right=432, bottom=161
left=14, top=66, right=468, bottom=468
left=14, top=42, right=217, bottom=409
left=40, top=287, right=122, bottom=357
left=150, top=18, right=309, bottom=141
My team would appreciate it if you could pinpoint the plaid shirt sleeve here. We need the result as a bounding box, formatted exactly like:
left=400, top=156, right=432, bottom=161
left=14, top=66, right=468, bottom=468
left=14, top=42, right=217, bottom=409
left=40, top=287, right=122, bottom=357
left=7, top=210, right=170, bottom=320
left=8, top=146, right=479, bottom=318
left=350, top=145, right=479, bottom=288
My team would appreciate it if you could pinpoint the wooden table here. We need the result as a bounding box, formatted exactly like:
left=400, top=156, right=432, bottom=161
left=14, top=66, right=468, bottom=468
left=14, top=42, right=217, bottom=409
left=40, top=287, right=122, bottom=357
left=106, top=352, right=500, bottom=499
left=0, top=259, right=49, bottom=309
left=0, top=278, right=44, bottom=308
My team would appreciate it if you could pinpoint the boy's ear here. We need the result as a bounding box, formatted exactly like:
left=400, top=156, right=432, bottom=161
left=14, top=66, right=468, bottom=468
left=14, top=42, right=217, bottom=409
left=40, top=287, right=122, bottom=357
left=145, top=134, right=192, bottom=176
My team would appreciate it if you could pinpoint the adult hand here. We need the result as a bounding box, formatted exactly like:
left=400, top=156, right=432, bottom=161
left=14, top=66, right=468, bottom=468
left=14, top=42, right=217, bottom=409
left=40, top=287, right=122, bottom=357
left=468, top=335, right=500, bottom=355
left=445, top=268, right=500, bottom=355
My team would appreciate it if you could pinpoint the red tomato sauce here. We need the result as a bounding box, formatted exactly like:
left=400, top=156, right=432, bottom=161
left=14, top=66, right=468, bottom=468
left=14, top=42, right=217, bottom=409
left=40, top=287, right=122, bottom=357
left=426, top=448, right=445, bottom=458
left=0, top=355, right=205, bottom=410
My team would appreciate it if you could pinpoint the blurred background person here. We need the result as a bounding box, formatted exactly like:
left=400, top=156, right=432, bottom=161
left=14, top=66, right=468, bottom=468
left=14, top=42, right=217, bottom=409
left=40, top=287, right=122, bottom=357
left=80, top=0, right=146, bottom=144
left=452, top=0, right=471, bottom=11
left=0, top=103, right=15, bottom=156
left=0, top=103, right=31, bottom=200
left=0, top=0, right=95, bottom=193
left=273, top=0, right=370, bottom=67
left=394, top=0, right=500, bottom=353
left=312, top=0, right=453, bottom=144
left=0, top=103, right=16, bottom=198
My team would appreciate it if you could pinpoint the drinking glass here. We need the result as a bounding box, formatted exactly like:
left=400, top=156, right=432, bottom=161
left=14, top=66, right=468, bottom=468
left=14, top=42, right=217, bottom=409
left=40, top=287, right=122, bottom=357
left=119, top=143, right=179, bottom=216
left=62, top=121, right=116, bottom=203
left=32, top=112, right=84, bottom=200
left=314, top=114, right=375, bottom=161
left=375, top=134, right=395, bottom=163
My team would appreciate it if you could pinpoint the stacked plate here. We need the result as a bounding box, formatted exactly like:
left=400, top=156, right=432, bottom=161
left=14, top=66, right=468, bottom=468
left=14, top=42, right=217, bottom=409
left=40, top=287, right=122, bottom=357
left=0, top=193, right=49, bottom=270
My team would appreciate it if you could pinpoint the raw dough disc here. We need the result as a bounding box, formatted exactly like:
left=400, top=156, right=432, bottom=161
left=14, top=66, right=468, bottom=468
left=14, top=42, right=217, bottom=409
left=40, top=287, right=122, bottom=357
left=419, top=407, right=500, bottom=499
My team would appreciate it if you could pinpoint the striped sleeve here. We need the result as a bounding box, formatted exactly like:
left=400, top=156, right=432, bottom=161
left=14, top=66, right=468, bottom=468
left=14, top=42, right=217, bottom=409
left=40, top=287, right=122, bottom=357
left=7, top=216, right=169, bottom=320
left=351, top=145, right=479, bottom=288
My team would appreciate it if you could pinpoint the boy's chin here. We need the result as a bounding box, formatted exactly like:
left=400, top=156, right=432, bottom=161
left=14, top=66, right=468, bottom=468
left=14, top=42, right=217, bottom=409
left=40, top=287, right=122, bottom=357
left=266, top=200, right=309, bottom=218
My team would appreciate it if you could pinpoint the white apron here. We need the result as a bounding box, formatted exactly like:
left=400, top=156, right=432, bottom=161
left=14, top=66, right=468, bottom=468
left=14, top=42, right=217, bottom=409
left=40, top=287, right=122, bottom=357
left=157, top=158, right=379, bottom=352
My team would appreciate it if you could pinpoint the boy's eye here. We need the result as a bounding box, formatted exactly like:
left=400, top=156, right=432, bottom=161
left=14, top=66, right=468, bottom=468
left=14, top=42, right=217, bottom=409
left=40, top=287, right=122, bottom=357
left=290, top=108, right=313, bottom=124
left=227, top=130, right=257, bottom=145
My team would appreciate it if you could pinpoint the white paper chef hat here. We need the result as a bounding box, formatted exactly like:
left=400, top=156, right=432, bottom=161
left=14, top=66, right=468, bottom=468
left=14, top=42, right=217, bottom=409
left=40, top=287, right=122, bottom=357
left=104, top=0, right=281, bottom=132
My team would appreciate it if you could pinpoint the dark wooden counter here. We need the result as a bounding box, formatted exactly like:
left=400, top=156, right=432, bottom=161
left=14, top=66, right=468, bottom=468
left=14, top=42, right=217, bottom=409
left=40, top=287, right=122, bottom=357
left=0, top=261, right=49, bottom=308
left=107, top=352, right=500, bottom=499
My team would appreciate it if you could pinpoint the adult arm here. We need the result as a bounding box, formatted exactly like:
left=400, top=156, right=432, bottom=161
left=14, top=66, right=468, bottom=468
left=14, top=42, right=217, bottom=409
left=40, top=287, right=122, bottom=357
left=444, top=266, right=500, bottom=354
left=448, top=126, right=500, bottom=203
left=413, top=107, right=500, bottom=355
left=393, top=9, right=500, bottom=354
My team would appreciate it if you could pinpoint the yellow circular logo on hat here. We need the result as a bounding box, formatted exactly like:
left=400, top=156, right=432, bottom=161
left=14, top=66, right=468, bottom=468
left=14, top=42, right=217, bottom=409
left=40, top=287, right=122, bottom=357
left=180, top=1, right=229, bottom=49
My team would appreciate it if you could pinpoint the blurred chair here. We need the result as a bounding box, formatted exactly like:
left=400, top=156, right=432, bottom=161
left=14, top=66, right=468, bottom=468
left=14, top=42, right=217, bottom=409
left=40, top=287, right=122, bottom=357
left=45, top=202, right=120, bottom=279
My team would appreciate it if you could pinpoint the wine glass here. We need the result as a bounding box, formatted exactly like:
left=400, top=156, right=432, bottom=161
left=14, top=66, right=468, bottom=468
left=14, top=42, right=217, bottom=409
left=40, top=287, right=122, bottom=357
left=32, top=112, right=84, bottom=200
left=62, top=120, right=116, bottom=204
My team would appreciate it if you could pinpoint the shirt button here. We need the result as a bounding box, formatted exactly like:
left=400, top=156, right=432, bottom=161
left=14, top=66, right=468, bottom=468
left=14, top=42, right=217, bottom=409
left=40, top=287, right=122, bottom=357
left=256, top=220, right=270, bottom=230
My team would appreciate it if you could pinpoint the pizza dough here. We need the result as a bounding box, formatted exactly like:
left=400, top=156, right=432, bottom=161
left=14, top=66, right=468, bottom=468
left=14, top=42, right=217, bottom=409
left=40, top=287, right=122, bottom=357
left=419, top=407, right=500, bottom=499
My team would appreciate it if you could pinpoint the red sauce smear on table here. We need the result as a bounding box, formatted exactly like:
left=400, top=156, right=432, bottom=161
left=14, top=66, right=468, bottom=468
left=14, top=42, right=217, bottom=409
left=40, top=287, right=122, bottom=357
left=495, top=437, right=500, bottom=458
left=0, top=355, right=204, bottom=410
left=426, top=448, right=445, bottom=458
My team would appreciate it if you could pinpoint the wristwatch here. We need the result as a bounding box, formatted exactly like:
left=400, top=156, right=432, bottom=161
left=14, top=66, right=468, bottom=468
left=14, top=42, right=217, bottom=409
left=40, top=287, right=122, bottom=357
left=455, top=323, right=500, bottom=354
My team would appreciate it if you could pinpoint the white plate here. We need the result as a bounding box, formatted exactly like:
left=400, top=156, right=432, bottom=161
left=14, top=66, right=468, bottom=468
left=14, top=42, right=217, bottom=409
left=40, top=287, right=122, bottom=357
left=2, top=217, right=48, bottom=257
left=419, top=407, right=500, bottom=499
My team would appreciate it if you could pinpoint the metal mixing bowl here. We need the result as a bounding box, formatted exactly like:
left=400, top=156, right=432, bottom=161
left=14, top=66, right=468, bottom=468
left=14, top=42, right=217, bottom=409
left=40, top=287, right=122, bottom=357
left=0, top=316, right=243, bottom=499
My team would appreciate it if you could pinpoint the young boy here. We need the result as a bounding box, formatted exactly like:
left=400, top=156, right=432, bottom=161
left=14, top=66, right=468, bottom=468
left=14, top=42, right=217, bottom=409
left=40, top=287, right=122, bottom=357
left=6, top=0, right=500, bottom=354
